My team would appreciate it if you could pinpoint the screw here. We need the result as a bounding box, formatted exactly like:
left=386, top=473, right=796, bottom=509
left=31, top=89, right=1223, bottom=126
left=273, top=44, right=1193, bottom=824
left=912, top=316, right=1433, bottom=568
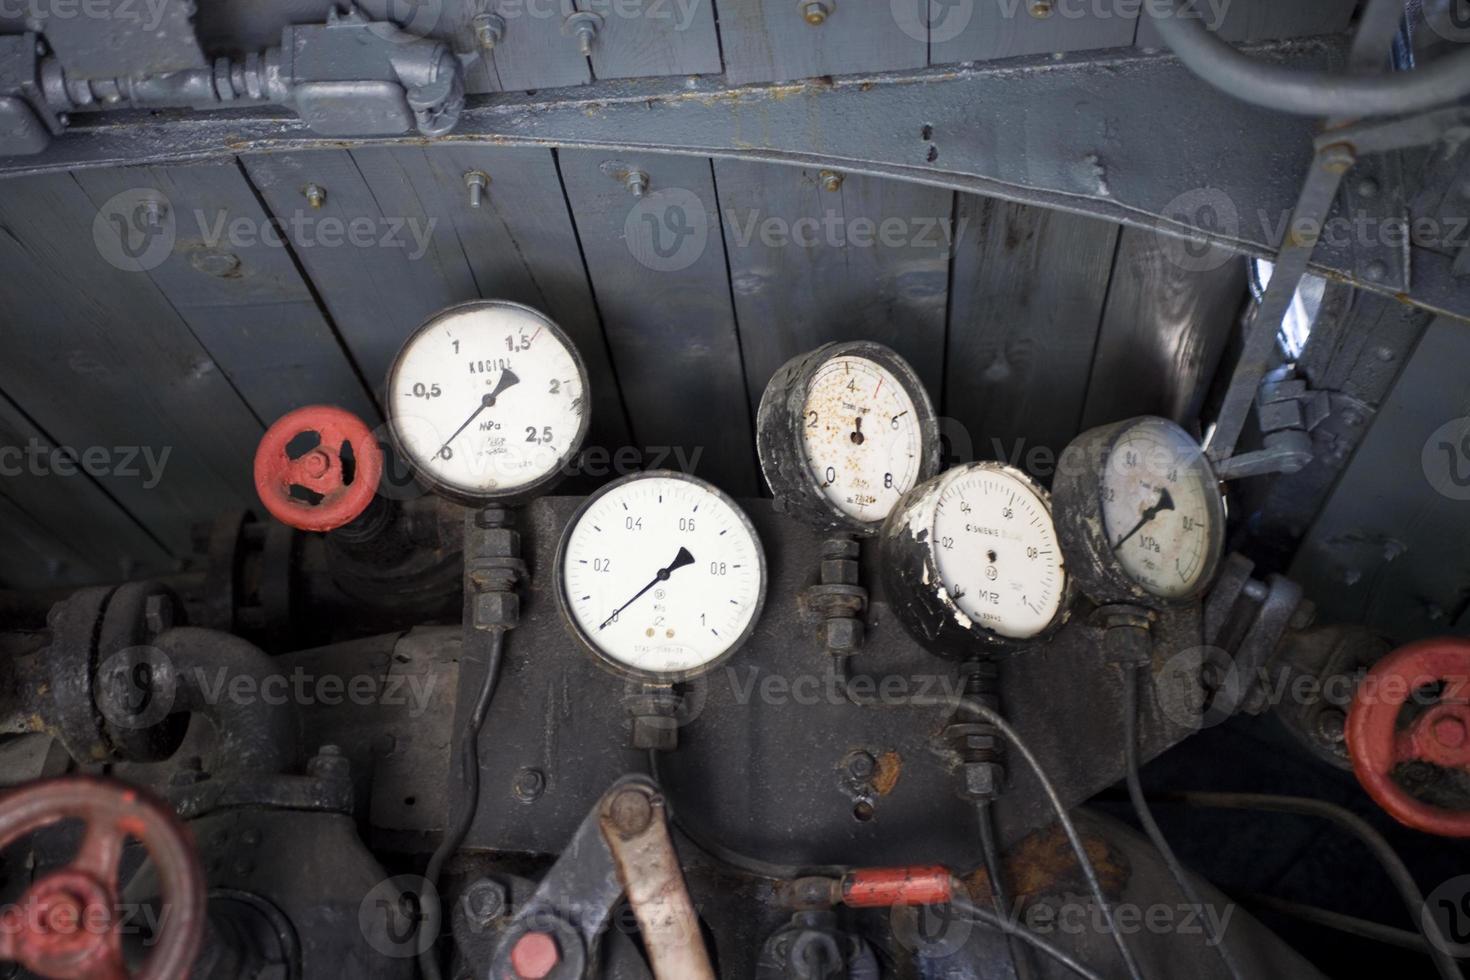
left=464, top=170, right=490, bottom=209
left=1028, top=0, right=1053, bottom=15
left=1319, top=142, right=1356, bottom=175
left=473, top=11, right=505, bottom=50
left=799, top=0, right=833, bottom=24
left=303, top=183, right=326, bottom=209
left=818, top=169, right=843, bottom=192
left=624, top=170, right=649, bottom=199
left=463, top=878, right=507, bottom=924
left=1364, top=259, right=1389, bottom=282
left=512, top=767, right=545, bottom=803
left=510, top=931, right=560, bottom=979
left=607, top=787, right=654, bottom=835
left=141, top=198, right=167, bottom=227
left=1375, top=345, right=1395, bottom=362
left=562, top=11, right=603, bottom=56
left=1314, top=707, right=1346, bottom=743
left=846, top=751, right=876, bottom=780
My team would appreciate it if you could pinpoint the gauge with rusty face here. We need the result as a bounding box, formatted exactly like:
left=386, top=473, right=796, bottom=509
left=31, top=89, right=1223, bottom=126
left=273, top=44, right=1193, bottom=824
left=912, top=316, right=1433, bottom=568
left=1053, top=416, right=1226, bottom=604
left=756, top=341, right=941, bottom=535
left=880, top=462, right=1071, bottom=657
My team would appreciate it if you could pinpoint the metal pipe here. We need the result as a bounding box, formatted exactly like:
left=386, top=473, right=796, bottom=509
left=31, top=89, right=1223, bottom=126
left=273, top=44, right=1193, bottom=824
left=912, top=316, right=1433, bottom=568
left=1148, top=0, right=1470, bottom=116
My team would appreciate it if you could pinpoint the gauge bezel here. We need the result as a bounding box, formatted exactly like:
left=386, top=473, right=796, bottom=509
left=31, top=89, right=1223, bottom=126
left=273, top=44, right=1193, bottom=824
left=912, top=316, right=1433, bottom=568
left=1053, top=416, right=1227, bottom=605
left=385, top=299, right=591, bottom=506
left=756, top=340, right=942, bottom=536
left=879, top=461, right=1073, bottom=658
left=554, top=470, right=769, bottom=683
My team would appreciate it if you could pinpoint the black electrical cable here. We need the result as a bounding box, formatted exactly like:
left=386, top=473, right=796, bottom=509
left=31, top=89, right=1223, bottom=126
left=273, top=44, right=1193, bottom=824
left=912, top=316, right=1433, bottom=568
left=418, top=627, right=506, bottom=980
left=1121, top=664, right=1244, bottom=980
left=977, top=801, right=1036, bottom=980
left=1243, top=892, right=1436, bottom=956
left=947, top=896, right=1106, bottom=980
left=1149, top=791, right=1466, bottom=980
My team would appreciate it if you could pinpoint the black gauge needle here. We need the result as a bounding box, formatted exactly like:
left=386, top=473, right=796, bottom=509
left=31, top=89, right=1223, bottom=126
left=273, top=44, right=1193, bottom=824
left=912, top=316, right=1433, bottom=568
left=436, top=368, right=520, bottom=457
left=1112, top=488, right=1175, bottom=550
left=850, top=416, right=865, bottom=445
left=599, top=546, right=695, bottom=630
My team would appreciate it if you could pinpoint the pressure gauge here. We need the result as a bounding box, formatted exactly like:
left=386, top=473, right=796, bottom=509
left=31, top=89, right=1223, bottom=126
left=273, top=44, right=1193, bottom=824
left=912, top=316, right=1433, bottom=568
left=879, top=462, right=1070, bottom=656
left=756, top=341, right=941, bottom=535
left=556, top=472, right=767, bottom=681
left=1053, top=416, right=1225, bottom=603
left=386, top=300, right=589, bottom=504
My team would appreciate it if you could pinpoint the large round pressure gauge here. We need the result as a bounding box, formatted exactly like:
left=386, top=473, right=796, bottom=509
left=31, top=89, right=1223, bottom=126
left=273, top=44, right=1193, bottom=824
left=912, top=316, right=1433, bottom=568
left=1053, top=416, right=1226, bottom=603
left=557, top=472, right=767, bottom=681
left=387, top=300, right=590, bottom=504
left=757, top=341, right=941, bottom=535
left=880, top=462, right=1070, bottom=657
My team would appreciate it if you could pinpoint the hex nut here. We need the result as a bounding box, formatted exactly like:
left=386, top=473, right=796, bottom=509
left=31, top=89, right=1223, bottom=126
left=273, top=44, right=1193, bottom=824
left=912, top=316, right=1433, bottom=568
left=631, top=714, right=678, bottom=751
left=824, top=617, right=864, bottom=653
left=820, top=559, right=860, bottom=585
left=473, top=591, right=520, bottom=629
left=463, top=878, right=507, bottom=925
left=959, top=762, right=1003, bottom=801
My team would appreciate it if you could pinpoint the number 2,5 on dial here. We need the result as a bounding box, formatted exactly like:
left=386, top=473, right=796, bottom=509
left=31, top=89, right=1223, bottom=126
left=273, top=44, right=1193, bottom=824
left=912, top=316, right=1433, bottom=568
left=387, top=301, right=589, bottom=503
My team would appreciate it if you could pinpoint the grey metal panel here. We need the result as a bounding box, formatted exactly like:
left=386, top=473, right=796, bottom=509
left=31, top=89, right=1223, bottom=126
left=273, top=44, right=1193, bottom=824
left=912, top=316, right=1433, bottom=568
left=931, top=2, right=1138, bottom=64
left=1080, top=226, right=1246, bottom=430
left=1136, top=0, right=1356, bottom=48
left=0, top=172, right=262, bottom=552
left=0, top=392, right=173, bottom=586
left=366, top=143, right=632, bottom=451
left=557, top=150, right=758, bottom=494
left=944, top=195, right=1119, bottom=469
left=717, top=0, right=927, bottom=85
left=577, top=0, right=722, bottom=79
left=240, top=149, right=477, bottom=394
left=70, top=160, right=379, bottom=426
left=1291, top=316, right=1470, bottom=642
left=713, top=159, right=952, bottom=415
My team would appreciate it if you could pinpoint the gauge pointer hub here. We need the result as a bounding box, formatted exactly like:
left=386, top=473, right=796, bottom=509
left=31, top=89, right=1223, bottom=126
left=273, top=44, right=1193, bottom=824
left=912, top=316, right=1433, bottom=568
left=599, top=546, right=696, bottom=631
left=1112, top=487, right=1175, bottom=551
left=436, top=368, right=521, bottom=457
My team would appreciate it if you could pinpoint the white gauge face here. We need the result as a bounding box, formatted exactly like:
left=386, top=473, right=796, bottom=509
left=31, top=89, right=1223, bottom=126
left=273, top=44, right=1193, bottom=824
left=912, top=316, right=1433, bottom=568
left=388, top=303, right=587, bottom=499
left=560, top=474, right=766, bottom=678
left=1100, top=419, right=1222, bottom=599
left=930, top=466, right=1066, bottom=640
left=800, top=355, right=924, bottom=523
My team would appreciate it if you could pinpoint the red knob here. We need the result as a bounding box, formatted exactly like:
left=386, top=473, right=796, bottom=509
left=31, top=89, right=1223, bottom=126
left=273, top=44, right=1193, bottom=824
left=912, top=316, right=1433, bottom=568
left=253, top=405, right=383, bottom=532
left=1347, top=637, right=1470, bottom=837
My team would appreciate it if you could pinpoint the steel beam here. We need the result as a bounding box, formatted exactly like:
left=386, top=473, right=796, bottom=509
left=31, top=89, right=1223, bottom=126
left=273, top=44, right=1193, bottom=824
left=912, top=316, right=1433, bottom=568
left=1, top=37, right=1464, bottom=320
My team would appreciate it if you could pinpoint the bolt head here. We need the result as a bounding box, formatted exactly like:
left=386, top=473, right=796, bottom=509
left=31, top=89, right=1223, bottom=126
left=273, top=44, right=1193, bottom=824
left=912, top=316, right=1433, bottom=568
left=959, top=762, right=1002, bottom=801
left=1434, top=715, right=1468, bottom=749
left=473, top=591, right=519, bottom=630
left=824, top=617, right=863, bottom=653
left=1314, top=707, right=1346, bottom=743
left=1364, top=259, right=1389, bottom=282
left=607, top=788, right=655, bottom=835
left=801, top=1, right=829, bottom=24
left=846, top=751, right=876, bottom=779
left=512, top=767, right=545, bottom=803
left=818, top=169, right=843, bottom=191
left=464, top=878, right=507, bottom=924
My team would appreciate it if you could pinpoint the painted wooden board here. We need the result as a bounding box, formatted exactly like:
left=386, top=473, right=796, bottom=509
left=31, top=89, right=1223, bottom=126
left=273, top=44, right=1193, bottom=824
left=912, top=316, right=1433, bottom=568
left=931, top=0, right=1138, bottom=65
left=944, top=196, right=1120, bottom=471
left=557, top=150, right=759, bottom=494
left=717, top=0, right=928, bottom=85
left=575, top=0, right=722, bottom=79
left=1291, top=316, right=1470, bottom=642
left=0, top=392, right=173, bottom=587
left=1136, top=0, right=1355, bottom=48
left=72, top=161, right=379, bottom=426
left=361, top=144, right=632, bottom=452
left=0, top=172, right=263, bottom=553
left=1079, top=225, right=1246, bottom=431
left=470, top=2, right=592, bottom=92
left=712, top=159, right=952, bottom=417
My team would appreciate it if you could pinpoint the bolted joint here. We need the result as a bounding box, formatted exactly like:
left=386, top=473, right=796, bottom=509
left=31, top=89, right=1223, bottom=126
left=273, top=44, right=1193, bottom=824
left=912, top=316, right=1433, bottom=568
left=624, top=169, right=649, bottom=198
left=818, top=169, right=843, bottom=191
left=463, top=878, right=507, bottom=926
left=824, top=617, right=864, bottom=653
left=958, top=761, right=1004, bottom=802
left=562, top=11, right=603, bottom=57
left=820, top=558, right=860, bottom=586
left=473, top=591, right=520, bottom=630
left=464, top=169, right=490, bottom=208
left=303, top=182, right=326, bottom=209
left=472, top=11, right=506, bottom=50
left=799, top=0, right=834, bottom=25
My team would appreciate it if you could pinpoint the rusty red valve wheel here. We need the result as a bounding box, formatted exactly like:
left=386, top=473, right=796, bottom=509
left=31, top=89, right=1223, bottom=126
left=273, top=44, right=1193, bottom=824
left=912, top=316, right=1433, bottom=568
left=0, top=777, right=205, bottom=980
left=1347, top=637, right=1470, bottom=837
left=253, top=405, right=383, bottom=532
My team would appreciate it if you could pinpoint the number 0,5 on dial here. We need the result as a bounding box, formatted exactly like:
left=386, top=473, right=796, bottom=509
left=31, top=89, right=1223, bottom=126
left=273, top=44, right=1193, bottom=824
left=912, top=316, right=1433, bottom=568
left=557, top=472, right=767, bottom=681
left=386, top=300, right=589, bottom=503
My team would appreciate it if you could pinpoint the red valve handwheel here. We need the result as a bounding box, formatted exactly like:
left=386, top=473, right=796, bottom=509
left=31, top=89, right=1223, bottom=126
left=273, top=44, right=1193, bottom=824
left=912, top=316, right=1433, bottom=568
left=0, top=777, right=205, bottom=979
left=253, top=405, right=383, bottom=532
left=1347, top=637, right=1470, bottom=837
